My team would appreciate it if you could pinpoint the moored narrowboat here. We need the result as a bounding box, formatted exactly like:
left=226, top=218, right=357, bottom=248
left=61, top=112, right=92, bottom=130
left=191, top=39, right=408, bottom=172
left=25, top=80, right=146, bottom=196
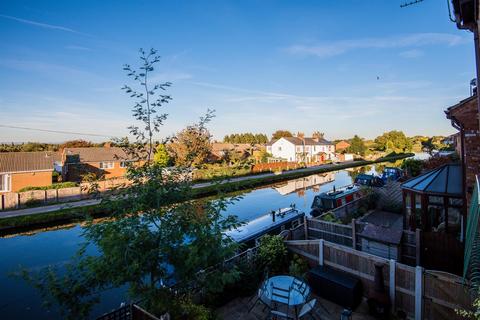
left=310, top=185, right=362, bottom=217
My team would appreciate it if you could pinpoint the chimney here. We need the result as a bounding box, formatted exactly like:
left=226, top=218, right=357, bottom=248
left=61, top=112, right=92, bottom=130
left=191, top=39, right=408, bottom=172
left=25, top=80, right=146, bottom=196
left=104, top=142, right=112, bottom=148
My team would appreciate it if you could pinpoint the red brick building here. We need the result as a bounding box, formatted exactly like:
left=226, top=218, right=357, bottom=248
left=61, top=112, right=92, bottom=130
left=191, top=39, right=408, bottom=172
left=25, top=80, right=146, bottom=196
left=0, top=152, right=57, bottom=193
left=62, top=147, right=133, bottom=182
left=445, top=95, right=480, bottom=206
left=335, top=140, right=350, bottom=152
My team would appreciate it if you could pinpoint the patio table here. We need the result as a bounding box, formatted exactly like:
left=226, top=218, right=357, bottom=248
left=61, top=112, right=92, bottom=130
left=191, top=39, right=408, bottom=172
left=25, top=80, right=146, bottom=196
left=262, top=275, right=310, bottom=318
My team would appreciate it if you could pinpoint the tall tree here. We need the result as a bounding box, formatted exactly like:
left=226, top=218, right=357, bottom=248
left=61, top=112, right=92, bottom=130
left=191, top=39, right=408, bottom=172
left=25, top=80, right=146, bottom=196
left=272, top=130, right=293, bottom=140
left=167, top=112, right=214, bottom=168
left=374, top=130, right=412, bottom=153
left=121, top=49, right=171, bottom=162
left=153, top=144, right=170, bottom=167
left=421, top=137, right=436, bottom=156
left=347, top=135, right=366, bottom=155
left=21, top=49, right=240, bottom=320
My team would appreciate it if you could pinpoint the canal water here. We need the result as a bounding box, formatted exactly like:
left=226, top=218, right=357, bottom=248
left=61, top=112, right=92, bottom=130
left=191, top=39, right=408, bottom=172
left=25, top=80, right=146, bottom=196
left=0, top=162, right=399, bottom=319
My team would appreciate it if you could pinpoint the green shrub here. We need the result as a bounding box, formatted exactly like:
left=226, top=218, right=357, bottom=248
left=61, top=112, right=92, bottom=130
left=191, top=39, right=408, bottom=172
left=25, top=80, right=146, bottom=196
left=19, top=182, right=78, bottom=192
left=24, top=199, right=44, bottom=208
left=257, top=235, right=288, bottom=275
left=289, top=254, right=309, bottom=280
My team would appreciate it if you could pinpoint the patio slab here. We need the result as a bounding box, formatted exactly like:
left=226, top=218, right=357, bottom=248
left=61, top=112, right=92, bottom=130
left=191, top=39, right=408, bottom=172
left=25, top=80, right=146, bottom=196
left=216, top=293, right=375, bottom=320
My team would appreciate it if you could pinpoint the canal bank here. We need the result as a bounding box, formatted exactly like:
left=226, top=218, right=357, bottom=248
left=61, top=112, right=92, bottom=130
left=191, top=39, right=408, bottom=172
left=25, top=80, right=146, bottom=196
left=0, top=153, right=412, bottom=232
left=0, top=162, right=400, bottom=319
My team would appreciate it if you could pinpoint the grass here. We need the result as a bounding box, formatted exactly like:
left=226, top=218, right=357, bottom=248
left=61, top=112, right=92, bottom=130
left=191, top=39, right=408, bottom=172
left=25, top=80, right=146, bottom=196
left=0, top=153, right=413, bottom=233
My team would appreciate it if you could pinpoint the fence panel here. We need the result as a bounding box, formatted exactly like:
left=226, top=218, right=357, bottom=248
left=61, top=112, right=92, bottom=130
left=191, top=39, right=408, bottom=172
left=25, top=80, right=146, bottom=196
left=285, top=239, right=473, bottom=320
left=307, top=219, right=353, bottom=247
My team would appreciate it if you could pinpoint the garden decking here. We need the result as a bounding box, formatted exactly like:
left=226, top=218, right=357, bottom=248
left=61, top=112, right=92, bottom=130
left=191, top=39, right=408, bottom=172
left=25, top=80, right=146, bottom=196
left=216, top=293, right=375, bottom=320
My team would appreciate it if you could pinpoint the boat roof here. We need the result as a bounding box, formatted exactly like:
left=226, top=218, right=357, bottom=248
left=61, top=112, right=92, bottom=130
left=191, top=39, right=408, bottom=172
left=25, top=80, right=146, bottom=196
left=316, top=185, right=360, bottom=200
left=225, top=208, right=304, bottom=243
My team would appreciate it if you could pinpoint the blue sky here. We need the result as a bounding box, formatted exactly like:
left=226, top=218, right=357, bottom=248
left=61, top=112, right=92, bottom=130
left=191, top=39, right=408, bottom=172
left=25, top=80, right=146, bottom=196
left=0, top=0, right=476, bottom=142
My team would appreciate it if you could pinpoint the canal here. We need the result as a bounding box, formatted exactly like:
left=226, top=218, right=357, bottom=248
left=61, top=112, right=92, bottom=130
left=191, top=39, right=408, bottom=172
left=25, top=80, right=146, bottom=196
left=0, top=162, right=398, bottom=319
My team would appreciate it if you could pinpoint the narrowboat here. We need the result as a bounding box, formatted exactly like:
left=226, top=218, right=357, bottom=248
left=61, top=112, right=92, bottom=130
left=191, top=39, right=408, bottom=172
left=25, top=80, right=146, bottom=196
left=225, top=207, right=304, bottom=247
left=354, top=173, right=384, bottom=187
left=380, top=167, right=403, bottom=182
left=310, top=185, right=362, bottom=217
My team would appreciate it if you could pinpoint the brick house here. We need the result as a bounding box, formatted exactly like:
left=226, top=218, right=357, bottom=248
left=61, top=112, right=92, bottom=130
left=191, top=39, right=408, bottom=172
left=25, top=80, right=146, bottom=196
left=0, top=152, right=57, bottom=193
left=335, top=140, right=351, bottom=152
left=445, top=95, right=480, bottom=207
left=62, top=147, right=133, bottom=182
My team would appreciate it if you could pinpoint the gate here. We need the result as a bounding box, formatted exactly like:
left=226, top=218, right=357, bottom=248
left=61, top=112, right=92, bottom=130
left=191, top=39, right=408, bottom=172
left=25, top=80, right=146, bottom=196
left=422, top=232, right=464, bottom=275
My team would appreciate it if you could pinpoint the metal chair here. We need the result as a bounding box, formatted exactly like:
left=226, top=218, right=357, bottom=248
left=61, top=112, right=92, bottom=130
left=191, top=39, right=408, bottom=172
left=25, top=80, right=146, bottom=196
left=297, top=299, right=317, bottom=319
left=292, top=277, right=309, bottom=299
left=248, top=272, right=271, bottom=313
left=269, top=283, right=292, bottom=319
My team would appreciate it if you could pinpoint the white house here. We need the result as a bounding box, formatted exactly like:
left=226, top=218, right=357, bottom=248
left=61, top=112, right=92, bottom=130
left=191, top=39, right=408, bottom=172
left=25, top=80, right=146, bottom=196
left=266, top=137, right=335, bottom=162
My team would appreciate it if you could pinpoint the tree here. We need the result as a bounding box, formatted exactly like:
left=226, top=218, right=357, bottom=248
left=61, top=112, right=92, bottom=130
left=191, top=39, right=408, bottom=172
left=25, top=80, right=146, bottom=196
left=421, top=137, right=436, bottom=156
left=347, top=135, right=366, bottom=156
left=374, top=130, right=412, bottom=153
left=153, top=144, right=170, bottom=167
left=223, top=133, right=268, bottom=144
left=272, top=130, right=293, bottom=140
left=59, top=140, right=95, bottom=150
left=21, top=49, right=241, bottom=320
left=167, top=113, right=214, bottom=168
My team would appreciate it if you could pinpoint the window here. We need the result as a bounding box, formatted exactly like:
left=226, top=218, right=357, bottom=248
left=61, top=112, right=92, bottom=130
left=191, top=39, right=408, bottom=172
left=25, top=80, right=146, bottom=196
left=278, top=146, right=282, bottom=151
left=120, top=161, right=129, bottom=168
left=99, top=162, right=114, bottom=169
left=0, top=174, right=11, bottom=192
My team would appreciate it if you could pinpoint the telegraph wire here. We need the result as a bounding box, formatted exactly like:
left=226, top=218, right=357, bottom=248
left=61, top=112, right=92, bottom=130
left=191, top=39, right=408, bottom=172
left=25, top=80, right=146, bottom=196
left=0, top=124, right=116, bottom=138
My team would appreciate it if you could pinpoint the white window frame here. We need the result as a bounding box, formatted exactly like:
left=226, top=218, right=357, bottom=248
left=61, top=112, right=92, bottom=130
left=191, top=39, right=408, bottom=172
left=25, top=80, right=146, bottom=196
left=99, top=162, right=114, bottom=169
left=120, top=161, right=130, bottom=168
left=0, top=174, right=11, bottom=192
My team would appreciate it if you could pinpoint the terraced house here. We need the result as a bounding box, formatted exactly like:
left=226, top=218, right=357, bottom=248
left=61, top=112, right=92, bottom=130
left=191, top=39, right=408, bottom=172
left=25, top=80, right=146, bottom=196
left=0, top=152, right=57, bottom=193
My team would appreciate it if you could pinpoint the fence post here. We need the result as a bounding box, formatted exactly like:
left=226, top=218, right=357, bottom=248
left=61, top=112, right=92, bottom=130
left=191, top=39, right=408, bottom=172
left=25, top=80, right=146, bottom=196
left=415, top=265, right=423, bottom=320
left=319, top=239, right=324, bottom=266
left=389, top=259, right=396, bottom=312
left=304, top=216, right=309, bottom=240
left=415, top=228, right=421, bottom=266
left=351, top=218, right=357, bottom=250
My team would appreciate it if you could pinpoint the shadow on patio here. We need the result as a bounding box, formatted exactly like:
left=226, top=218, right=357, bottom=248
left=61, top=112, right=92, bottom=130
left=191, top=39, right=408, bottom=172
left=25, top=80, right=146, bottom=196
left=216, top=293, right=375, bottom=320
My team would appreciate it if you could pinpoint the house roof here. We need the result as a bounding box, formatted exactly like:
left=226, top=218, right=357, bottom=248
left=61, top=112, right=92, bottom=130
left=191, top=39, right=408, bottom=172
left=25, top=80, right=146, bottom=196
left=0, top=151, right=58, bottom=173
left=401, top=163, right=463, bottom=197
left=445, top=94, right=477, bottom=115
left=359, top=224, right=403, bottom=245
left=63, top=147, right=131, bottom=163
left=267, top=137, right=333, bottom=146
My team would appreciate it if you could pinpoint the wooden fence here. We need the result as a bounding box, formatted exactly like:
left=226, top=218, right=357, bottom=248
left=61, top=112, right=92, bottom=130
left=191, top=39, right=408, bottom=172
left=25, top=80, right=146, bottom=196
left=252, top=162, right=304, bottom=173
left=285, top=239, right=473, bottom=320
left=300, top=215, right=418, bottom=265
left=96, top=303, right=164, bottom=320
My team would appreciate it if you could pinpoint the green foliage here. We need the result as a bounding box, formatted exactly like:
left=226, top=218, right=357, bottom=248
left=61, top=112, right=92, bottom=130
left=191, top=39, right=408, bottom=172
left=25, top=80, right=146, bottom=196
left=374, top=131, right=412, bottom=153
left=456, top=292, right=480, bottom=319
left=288, top=254, right=309, bottom=280
left=223, top=133, right=268, bottom=144
left=194, top=164, right=252, bottom=181
left=320, top=212, right=342, bottom=223
left=401, top=158, right=424, bottom=177
left=347, top=135, right=366, bottom=156
left=259, top=150, right=272, bottom=163
left=256, top=234, right=288, bottom=275
left=19, top=182, right=78, bottom=192
left=421, top=137, right=436, bottom=156
left=167, top=113, right=214, bottom=168
left=19, top=49, right=241, bottom=320
left=153, top=144, right=170, bottom=167
left=272, top=130, right=293, bottom=140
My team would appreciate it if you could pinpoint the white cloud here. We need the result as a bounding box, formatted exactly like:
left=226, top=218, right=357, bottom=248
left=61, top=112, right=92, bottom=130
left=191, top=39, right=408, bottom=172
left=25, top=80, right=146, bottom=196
left=286, top=33, right=467, bottom=58
left=0, top=14, right=90, bottom=36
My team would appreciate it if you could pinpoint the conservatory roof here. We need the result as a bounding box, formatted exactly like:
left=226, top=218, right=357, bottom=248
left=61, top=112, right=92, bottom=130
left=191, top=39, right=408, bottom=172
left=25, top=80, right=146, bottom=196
left=401, top=164, right=462, bottom=197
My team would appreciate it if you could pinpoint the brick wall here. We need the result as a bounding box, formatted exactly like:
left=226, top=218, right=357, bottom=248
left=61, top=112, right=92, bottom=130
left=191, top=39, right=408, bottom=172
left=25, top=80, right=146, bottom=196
left=65, top=161, right=128, bottom=181
left=9, top=171, right=53, bottom=192
left=448, top=96, right=480, bottom=204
